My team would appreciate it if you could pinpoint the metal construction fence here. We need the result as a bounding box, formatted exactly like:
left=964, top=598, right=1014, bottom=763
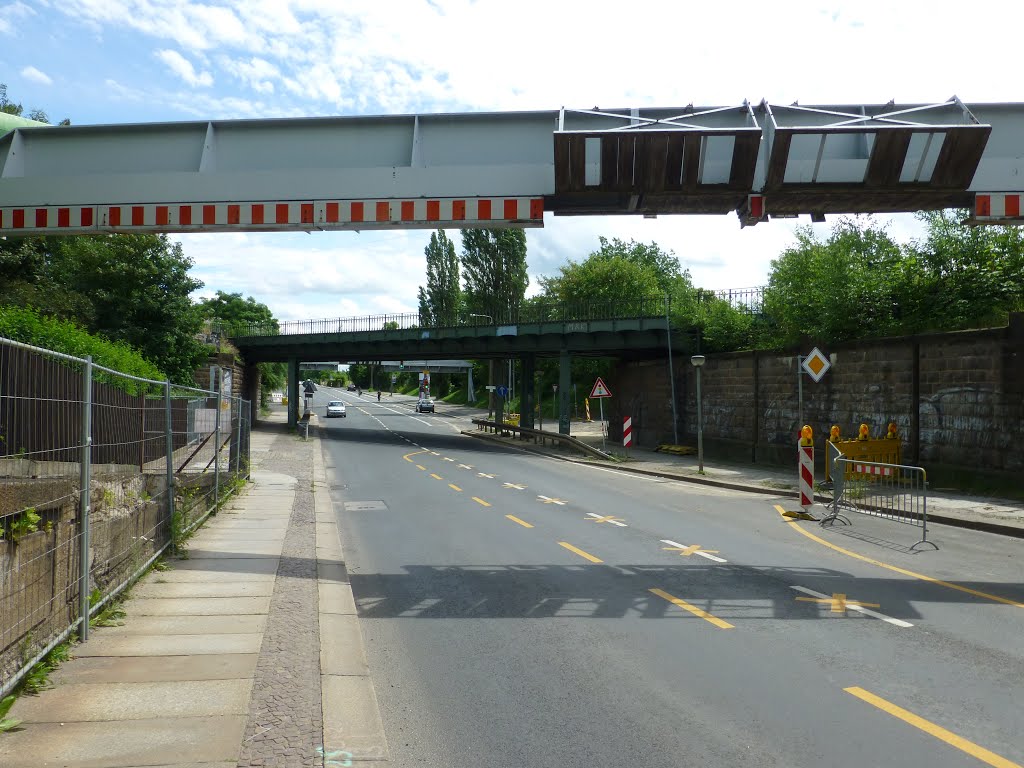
left=0, top=336, right=251, bottom=698
left=822, top=447, right=937, bottom=551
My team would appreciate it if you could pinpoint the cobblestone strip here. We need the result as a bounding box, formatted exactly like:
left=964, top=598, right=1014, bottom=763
left=238, top=430, right=324, bottom=768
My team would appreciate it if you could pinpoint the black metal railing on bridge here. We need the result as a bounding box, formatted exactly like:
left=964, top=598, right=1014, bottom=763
left=224, top=297, right=672, bottom=338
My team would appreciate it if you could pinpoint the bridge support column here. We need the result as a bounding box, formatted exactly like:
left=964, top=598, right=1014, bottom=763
left=520, top=354, right=535, bottom=430
left=558, top=349, right=571, bottom=435
left=287, top=357, right=299, bottom=428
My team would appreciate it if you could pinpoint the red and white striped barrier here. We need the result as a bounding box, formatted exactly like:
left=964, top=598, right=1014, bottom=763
left=623, top=416, right=633, bottom=448
left=799, top=444, right=814, bottom=508
left=0, top=196, right=545, bottom=235
left=854, top=463, right=894, bottom=477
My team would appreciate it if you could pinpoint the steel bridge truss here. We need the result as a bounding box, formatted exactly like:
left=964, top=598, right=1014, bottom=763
left=2, top=97, right=1023, bottom=237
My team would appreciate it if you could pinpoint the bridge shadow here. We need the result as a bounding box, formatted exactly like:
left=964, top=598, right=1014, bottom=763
left=318, top=423, right=524, bottom=456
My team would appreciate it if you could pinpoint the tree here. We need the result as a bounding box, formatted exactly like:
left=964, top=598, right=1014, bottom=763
left=540, top=255, right=660, bottom=306
left=417, top=230, right=461, bottom=327
left=460, top=229, right=529, bottom=323
left=587, top=236, right=691, bottom=295
left=199, top=290, right=278, bottom=331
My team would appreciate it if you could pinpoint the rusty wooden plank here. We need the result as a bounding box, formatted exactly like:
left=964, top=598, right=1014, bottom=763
left=682, top=134, right=701, bottom=192
left=764, top=130, right=793, bottom=189
left=568, top=134, right=586, bottom=192
left=616, top=134, right=637, bottom=192
left=601, top=135, right=618, bottom=189
left=644, top=133, right=670, bottom=192
left=553, top=134, right=572, bottom=193
left=664, top=134, right=685, bottom=191
left=729, top=132, right=760, bottom=190
left=930, top=126, right=991, bottom=188
left=864, top=129, right=913, bottom=187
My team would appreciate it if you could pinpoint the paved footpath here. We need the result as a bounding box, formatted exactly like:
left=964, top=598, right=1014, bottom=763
left=0, top=412, right=388, bottom=768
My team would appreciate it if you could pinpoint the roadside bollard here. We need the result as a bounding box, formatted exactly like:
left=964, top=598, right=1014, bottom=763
left=799, top=425, right=814, bottom=510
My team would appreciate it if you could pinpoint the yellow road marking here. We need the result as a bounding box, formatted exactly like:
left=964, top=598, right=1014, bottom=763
left=661, top=544, right=719, bottom=556
left=587, top=515, right=624, bottom=524
left=415, top=464, right=426, bottom=471
left=472, top=497, right=491, bottom=507
left=402, top=449, right=428, bottom=462
left=506, top=515, right=533, bottom=528
left=796, top=593, right=880, bottom=613
left=773, top=504, right=1024, bottom=609
left=844, top=686, right=1022, bottom=768
left=558, top=542, right=603, bottom=563
left=449, top=483, right=462, bottom=492
left=648, top=588, right=734, bottom=629
left=430, top=473, right=443, bottom=480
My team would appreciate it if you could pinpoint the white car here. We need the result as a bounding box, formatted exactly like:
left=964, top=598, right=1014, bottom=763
left=416, top=398, right=435, bottom=413
left=326, top=401, right=347, bottom=418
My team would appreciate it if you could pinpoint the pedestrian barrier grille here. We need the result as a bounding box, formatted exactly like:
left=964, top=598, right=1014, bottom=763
left=0, top=336, right=251, bottom=698
left=822, top=448, right=938, bottom=551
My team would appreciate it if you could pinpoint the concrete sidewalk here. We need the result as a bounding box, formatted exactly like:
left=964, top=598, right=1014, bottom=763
left=0, top=410, right=387, bottom=768
left=459, top=416, right=1024, bottom=537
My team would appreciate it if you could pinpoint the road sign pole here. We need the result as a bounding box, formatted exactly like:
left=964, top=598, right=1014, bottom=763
left=600, top=398, right=605, bottom=451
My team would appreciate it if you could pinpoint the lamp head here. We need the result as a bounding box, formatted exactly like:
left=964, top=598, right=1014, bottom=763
left=690, top=355, right=706, bottom=367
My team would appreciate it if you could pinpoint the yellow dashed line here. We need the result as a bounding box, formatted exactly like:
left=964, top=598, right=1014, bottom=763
left=402, top=449, right=428, bottom=463
left=449, top=484, right=462, bottom=492
left=506, top=515, right=533, bottom=528
left=472, top=497, right=491, bottom=507
left=844, top=687, right=1022, bottom=768
left=416, top=464, right=426, bottom=471
left=430, top=473, right=443, bottom=480
left=774, top=504, right=1024, bottom=609
left=648, top=588, right=734, bottom=629
left=558, top=542, right=603, bottom=563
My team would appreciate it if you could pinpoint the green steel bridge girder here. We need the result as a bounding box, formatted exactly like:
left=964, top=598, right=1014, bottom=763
left=231, top=317, right=689, bottom=365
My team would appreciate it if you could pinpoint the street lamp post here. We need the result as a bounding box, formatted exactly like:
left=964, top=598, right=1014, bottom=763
left=690, top=355, right=706, bottom=473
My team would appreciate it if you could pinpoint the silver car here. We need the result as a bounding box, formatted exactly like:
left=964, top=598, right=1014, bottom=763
left=326, top=401, right=347, bottom=418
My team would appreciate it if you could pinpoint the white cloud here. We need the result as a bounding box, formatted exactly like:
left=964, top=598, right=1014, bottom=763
left=0, top=0, right=35, bottom=34
left=20, top=65, right=51, bottom=84
left=155, top=49, right=213, bottom=88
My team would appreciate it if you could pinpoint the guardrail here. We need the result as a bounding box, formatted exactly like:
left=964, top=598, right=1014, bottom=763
left=470, top=419, right=612, bottom=460
left=822, top=452, right=938, bottom=551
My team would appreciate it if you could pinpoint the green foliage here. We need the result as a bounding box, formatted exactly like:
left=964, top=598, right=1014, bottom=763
left=199, top=290, right=278, bottom=333
left=418, top=230, right=462, bottom=326
left=0, top=306, right=165, bottom=382
left=461, top=229, right=529, bottom=322
left=7, top=508, right=41, bottom=543
left=0, top=694, right=21, bottom=732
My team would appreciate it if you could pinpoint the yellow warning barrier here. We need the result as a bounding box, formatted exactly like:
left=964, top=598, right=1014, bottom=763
left=825, top=438, right=902, bottom=481
left=505, top=413, right=520, bottom=427
left=655, top=444, right=697, bottom=456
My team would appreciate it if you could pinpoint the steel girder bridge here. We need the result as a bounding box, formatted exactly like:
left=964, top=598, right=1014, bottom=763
left=3, top=97, right=1024, bottom=238
left=228, top=301, right=680, bottom=432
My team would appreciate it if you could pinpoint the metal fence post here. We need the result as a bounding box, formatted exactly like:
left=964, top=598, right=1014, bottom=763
left=214, top=367, right=221, bottom=511
left=165, top=380, right=175, bottom=554
left=79, top=356, right=93, bottom=641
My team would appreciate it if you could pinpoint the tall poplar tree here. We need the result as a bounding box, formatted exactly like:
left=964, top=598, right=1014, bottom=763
left=417, top=230, right=461, bottom=326
left=460, top=228, right=529, bottom=323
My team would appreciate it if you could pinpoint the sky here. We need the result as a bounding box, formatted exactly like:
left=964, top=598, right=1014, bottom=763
left=2, top=0, right=1022, bottom=322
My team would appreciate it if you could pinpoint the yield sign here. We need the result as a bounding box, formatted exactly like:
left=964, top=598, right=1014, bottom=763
left=801, top=347, right=831, bottom=382
left=589, top=377, right=612, bottom=399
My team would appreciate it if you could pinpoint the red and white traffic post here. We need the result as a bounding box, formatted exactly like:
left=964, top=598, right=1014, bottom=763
left=798, top=425, right=814, bottom=510
left=623, top=416, right=633, bottom=451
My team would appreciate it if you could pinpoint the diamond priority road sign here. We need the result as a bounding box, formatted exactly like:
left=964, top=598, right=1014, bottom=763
left=801, top=347, right=831, bottom=382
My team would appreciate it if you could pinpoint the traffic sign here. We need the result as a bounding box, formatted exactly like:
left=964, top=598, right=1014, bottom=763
left=802, top=347, right=831, bottom=382
left=589, top=377, right=612, bottom=399
left=496, top=385, right=509, bottom=398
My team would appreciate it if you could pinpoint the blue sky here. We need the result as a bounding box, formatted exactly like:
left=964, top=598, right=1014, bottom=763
left=2, top=0, right=1021, bottom=321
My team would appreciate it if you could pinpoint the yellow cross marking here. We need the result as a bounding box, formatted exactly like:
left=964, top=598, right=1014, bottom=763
left=588, top=515, right=624, bottom=524
left=538, top=496, right=567, bottom=505
left=662, top=544, right=718, bottom=556
left=796, top=593, right=880, bottom=614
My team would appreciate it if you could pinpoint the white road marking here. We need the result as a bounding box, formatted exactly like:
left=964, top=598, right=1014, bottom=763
left=789, top=585, right=913, bottom=627
left=458, top=464, right=474, bottom=470
left=538, top=495, right=567, bottom=505
left=478, top=473, right=496, bottom=479
left=660, top=539, right=728, bottom=563
left=444, top=457, right=455, bottom=462
left=503, top=483, right=527, bottom=490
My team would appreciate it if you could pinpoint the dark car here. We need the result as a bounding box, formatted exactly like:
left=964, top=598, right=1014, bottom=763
left=416, top=398, right=435, bottom=413
left=347, top=383, right=357, bottom=391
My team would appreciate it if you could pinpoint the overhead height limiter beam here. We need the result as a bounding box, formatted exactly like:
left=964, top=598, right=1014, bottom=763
left=2, top=98, right=1024, bottom=236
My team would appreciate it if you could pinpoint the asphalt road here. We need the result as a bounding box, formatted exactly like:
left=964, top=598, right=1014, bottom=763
left=314, top=386, right=1024, bottom=768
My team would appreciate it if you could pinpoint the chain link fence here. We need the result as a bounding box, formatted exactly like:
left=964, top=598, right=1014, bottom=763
left=0, top=336, right=250, bottom=698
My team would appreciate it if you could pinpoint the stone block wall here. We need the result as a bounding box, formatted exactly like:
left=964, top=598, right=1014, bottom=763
left=609, top=314, right=1023, bottom=487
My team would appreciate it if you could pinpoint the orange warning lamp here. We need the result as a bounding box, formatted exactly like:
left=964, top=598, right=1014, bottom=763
left=829, top=425, right=841, bottom=443
left=886, top=422, right=898, bottom=440
left=858, top=423, right=870, bottom=441
left=800, top=424, right=814, bottom=446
